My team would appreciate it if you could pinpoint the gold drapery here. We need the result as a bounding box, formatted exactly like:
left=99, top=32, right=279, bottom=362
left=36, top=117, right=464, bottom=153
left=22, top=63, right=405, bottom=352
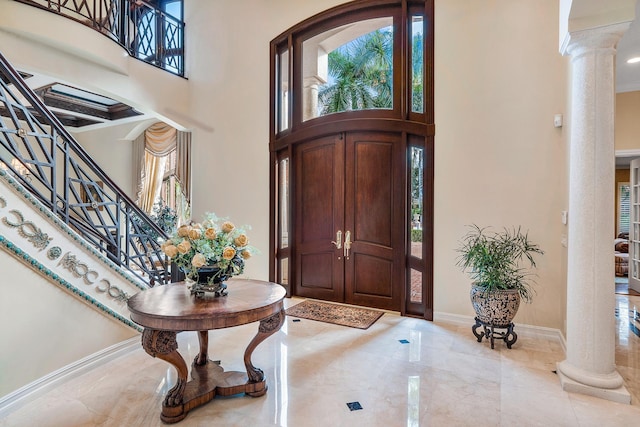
left=135, top=122, right=191, bottom=216
left=132, top=132, right=145, bottom=202
left=139, top=152, right=167, bottom=213
left=144, top=122, right=177, bottom=156
left=176, top=131, right=191, bottom=203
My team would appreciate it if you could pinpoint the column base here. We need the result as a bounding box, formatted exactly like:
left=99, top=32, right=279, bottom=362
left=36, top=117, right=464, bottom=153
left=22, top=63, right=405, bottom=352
left=556, top=362, right=631, bottom=404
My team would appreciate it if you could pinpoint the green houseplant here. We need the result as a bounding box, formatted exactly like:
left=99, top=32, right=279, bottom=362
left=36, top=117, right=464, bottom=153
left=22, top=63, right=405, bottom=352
left=456, top=225, right=543, bottom=347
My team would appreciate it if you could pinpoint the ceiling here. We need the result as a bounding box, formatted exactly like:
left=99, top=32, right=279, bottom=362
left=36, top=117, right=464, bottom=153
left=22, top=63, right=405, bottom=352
left=616, top=4, right=640, bottom=168
left=616, top=1, right=640, bottom=93
left=0, top=71, right=146, bottom=132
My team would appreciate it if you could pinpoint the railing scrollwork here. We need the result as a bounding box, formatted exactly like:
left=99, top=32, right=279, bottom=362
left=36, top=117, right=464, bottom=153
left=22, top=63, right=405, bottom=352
left=0, top=50, right=173, bottom=286
left=13, top=0, right=184, bottom=76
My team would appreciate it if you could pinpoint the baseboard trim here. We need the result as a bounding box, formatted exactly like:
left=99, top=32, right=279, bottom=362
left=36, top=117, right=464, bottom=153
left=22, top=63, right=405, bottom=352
left=0, top=336, right=140, bottom=417
left=434, top=311, right=567, bottom=353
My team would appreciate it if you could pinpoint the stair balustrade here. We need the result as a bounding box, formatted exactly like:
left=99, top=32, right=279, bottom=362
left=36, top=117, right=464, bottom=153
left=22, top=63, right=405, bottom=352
left=0, top=50, right=174, bottom=287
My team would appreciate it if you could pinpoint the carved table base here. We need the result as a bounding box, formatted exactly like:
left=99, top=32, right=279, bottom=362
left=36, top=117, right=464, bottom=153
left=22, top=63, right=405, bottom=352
left=141, top=309, right=285, bottom=424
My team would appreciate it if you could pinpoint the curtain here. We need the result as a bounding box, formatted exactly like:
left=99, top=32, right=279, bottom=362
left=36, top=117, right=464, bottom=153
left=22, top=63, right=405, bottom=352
left=135, top=122, right=191, bottom=217
left=137, top=122, right=175, bottom=213
left=132, top=132, right=145, bottom=202
left=145, top=122, right=177, bottom=156
left=176, top=131, right=191, bottom=203
left=139, top=152, right=167, bottom=213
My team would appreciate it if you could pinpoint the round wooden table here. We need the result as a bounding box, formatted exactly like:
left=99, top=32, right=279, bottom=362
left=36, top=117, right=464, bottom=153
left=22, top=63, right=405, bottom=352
left=127, top=279, right=286, bottom=424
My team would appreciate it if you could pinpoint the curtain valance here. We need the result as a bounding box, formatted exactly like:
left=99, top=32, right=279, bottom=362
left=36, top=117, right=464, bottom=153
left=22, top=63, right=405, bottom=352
left=144, top=122, right=177, bottom=156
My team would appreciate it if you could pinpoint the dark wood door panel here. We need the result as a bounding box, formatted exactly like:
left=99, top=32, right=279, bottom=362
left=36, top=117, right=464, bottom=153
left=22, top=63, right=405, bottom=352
left=299, top=141, right=341, bottom=243
left=347, top=254, right=396, bottom=309
left=352, top=139, right=394, bottom=247
left=344, top=132, right=403, bottom=311
left=352, top=253, right=393, bottom=295
left=295, top=135, right=344, bottom=301
left=298, top=252, right=342, bottom=300
left=294, top=131, right=403, bottom=311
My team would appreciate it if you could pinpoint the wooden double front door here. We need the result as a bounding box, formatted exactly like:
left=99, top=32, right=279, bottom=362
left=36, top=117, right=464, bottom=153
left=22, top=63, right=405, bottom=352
left=294, top=131, right=403, bottom=311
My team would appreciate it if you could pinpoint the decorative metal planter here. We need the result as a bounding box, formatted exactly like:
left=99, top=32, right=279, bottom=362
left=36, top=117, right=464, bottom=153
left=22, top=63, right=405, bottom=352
left=185, top=266, right=230, bottom=298
left=470, top=283, right=520, bottom=348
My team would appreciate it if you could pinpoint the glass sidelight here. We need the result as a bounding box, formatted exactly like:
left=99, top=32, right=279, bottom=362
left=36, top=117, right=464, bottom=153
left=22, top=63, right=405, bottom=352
left=275, top=154, right=290, bottom=289
left=410, top=146, right=424, bottom=259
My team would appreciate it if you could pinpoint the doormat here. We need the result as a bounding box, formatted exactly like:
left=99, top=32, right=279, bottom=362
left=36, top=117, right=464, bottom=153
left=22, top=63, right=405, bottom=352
left=285, top=300, right=384, bottom=329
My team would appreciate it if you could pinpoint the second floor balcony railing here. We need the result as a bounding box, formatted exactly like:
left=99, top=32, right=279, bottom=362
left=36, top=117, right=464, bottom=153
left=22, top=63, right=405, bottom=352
left=14, top=0, right=185, bottom=76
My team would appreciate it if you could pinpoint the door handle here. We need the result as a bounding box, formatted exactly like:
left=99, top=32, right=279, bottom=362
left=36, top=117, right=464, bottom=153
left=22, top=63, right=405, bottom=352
left=331, top=230, right=342, bottom=249
left=344, top=230, right=352, bottom=259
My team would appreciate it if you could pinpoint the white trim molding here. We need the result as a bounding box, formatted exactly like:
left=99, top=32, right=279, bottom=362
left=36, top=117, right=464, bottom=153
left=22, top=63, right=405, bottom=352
left=433, top=311, right=567, bottom=353
left=0, top=337, right=140, bottom=418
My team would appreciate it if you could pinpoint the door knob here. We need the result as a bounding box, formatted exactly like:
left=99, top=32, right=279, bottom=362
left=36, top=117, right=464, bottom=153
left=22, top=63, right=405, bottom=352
left=344, top=230, right=352, bottom=259
left=331, top=230, right=342, bottom=249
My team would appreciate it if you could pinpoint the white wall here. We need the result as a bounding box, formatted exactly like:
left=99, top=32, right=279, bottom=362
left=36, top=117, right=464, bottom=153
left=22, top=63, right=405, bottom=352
left=71, top=121, right=148, bottom=200
left=0, top=0, right=570, bottom=330
left=616, top=91, right=640, bottom=151
left=0, top=250, right=137, bottom=397
left=434, top=0, right=568, bottom=329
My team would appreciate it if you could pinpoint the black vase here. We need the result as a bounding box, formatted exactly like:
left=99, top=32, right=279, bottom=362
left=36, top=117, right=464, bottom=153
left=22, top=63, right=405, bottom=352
left=195, top=266, right=229, bottom=285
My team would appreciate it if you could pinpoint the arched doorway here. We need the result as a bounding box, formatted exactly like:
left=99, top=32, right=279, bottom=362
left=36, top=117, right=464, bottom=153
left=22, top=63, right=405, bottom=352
left=269, top=0, right=434, bottom=318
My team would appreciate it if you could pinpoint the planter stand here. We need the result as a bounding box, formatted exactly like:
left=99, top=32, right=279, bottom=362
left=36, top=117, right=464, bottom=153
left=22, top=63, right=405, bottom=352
left=472, top=317, right=517, bottom=349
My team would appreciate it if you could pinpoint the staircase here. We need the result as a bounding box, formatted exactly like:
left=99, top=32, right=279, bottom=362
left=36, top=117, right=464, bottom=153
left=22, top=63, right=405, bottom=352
left=0, top=44, right=182, bottom=401
left=0, top=46, right=180, bottom=329
left=0, top=4, right=187, bottom=406
left=0, top=49, right=174, bottom=285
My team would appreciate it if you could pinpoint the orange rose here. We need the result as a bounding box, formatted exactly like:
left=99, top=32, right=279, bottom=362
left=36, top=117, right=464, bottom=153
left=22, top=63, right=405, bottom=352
left=177, top=225, right=190, bottom=237
left=191, top=253, right=207, bottom=268
left=204, top=228, right=216, bottom=240
left=222, top=247, right=236, bottom=260
left=234, top=234, right=248, bottom=247
left=241, top=250, right=251, bottom=259
left=188, top=228, right=201, bottom=240
left=177, top=241, right=191, bottom=254
left=222, top=221, right=235, bottom=233
left=163, top=244, right=178, bottom=258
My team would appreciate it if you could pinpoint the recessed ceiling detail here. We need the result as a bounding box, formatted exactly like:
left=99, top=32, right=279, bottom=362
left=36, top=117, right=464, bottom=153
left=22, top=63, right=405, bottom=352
left=33, top=83, right=142, bottom=123
left=0, top=105, right=100, bottom=128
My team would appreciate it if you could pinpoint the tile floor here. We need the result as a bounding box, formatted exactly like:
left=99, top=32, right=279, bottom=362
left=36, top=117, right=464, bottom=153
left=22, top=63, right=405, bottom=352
left=1, top=295, right=640, bottom=427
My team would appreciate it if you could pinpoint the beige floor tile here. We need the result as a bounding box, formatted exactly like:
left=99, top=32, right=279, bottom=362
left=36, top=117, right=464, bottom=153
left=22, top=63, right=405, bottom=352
left=1, top=294, right=640, bottom=426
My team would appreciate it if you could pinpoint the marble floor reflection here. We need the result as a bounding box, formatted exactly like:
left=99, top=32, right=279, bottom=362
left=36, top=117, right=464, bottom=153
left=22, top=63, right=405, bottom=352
left=1, top=296, right=640, bottom=427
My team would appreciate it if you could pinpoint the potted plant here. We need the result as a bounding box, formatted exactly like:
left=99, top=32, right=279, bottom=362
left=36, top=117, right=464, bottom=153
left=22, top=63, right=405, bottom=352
left=456, top=225, right=543, bottom=348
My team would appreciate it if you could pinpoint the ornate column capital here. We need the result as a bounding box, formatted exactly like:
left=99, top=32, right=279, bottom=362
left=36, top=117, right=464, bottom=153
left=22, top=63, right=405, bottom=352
left=560, top=22, right=630, bottom=59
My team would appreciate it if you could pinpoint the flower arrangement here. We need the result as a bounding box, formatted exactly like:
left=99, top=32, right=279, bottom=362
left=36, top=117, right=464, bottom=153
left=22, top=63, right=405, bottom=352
left=161, top=212, right=254, bottom=286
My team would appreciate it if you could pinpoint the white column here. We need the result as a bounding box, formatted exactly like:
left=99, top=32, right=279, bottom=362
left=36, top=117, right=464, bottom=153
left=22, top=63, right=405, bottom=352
left=557, top=23, right=631, bottom=404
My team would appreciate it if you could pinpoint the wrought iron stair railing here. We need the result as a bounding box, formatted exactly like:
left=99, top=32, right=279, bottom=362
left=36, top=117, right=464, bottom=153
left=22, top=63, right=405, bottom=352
left=13, top=0, right=184, bottom=76
left=0, top=50, right=173, bottom=286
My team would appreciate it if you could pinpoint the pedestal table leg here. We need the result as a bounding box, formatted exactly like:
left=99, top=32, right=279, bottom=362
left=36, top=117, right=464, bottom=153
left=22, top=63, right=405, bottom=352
left=195, top=330, right=208, bottom=365
left=243, top=309, right=285, bottom=395
left=141, top=329, right=188, bottom=422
